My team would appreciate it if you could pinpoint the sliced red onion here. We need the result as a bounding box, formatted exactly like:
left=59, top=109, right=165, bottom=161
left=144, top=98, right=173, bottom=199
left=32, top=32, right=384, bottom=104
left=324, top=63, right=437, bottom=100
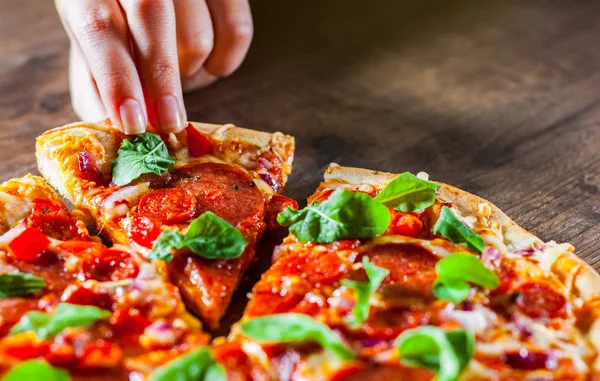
left=259, top=171, right=281, bottom=193
left=482, top=247, right=502, bottom=264
left=514, top=249, right=535, bottom=257
left=503, top=348, right=554, bottom=370
left=257, top=157, right=273, bottom=170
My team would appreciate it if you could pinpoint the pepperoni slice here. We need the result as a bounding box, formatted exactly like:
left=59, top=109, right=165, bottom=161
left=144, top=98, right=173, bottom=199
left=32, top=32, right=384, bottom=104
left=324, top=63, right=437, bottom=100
left=137, top=188, right=197, bottom=224
left=364, top=243, right=438, bottom=287
left=81, top=249, right=139, bottom=282
left=265, top=194, right=298, bottom=230
left=28, top=214, right=89, bottom=241
left=161, top=162, right=265, bottom=227
left=187, top=124, right=214, bottom=157
left=30, top=198, right=64, bottom=217
left=514, top=282, right=566, bottom=319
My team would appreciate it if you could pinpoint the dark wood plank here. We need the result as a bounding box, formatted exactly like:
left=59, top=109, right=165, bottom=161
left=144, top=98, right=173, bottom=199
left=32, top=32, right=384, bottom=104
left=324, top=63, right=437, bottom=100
left=1, top=0, right=599, bottom=331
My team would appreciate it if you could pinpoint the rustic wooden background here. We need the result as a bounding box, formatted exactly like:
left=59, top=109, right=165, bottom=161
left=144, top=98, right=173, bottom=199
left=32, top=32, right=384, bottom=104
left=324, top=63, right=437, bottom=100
left=1, top=0, right=599, bottom=332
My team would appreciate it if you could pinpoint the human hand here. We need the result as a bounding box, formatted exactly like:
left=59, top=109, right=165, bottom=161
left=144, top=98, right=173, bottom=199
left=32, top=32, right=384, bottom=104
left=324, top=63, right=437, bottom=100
left=56, top=0, right=253, bottom=134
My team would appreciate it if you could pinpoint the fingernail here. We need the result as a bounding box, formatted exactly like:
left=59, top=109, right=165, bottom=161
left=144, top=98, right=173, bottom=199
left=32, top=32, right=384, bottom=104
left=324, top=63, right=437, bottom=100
left=119, top=99, right=146, bottom=135
left=156, top=95, right=186, bottom=133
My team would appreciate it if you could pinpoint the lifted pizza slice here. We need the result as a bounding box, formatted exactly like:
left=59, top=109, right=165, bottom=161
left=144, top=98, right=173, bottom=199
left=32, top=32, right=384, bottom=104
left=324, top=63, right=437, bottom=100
left=231, top=164, right=600, bottom=381
left=0, top=175, right=209, bottom=380
left=36, top=120, right=295, bottom=329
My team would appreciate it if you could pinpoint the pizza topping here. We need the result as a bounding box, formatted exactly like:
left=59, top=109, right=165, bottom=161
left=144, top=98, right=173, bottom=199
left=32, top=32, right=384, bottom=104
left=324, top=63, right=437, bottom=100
left=149, top=347, right=226, bottom=381
left=514, top=282, right=566, bottom=319
left=10, top=303, right=110, bottom=340
left=374, top=172, right=440, bottom=212
left=256, top=152, right=286, bottom=193
left=148, top=212, right=247, bottom=262
left=77, top=151, right=104, bottom=184
left=137, top=188, right=197, bottom=224
left=81, top=249, right=139, bottom=282
left=342, top=257, right=389, bottom=327
left=28, top=214, right=89, bottom=241
left=433, top=206, right=484, bottom=253
left=0, top=272, right=45, bottom=298
left=8, top=228, right=50, bottom=262
left=127, top=214, right=162, bottom=248
left=187, top=124, right=215, bottom=157
left=386, top=210, right=423, bottom=237
left=112, top=133, right=176, bottom=186
left=100, top=183, right=150, bottom=219
left=277, top=189, right=390, bottom=243
left=395, top=326, right=474, bottom=381
left=2, top=359, right=69, bottom=381
left=265, top=194, right=299, bottom=230
left=502, top=349, right=554, bottom=370
left=240, top=313, right=354, bottom=360
left=433, top=253, right=499, bottom=303
left=30, top=198, right=64, bottom=217
left=164, top=162, right=265, bottom=226
left=60, top=285, right=113, bottom=310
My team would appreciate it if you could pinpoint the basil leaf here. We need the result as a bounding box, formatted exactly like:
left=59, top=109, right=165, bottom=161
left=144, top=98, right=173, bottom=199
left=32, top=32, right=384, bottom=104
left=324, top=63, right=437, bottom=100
left=276, top=189, right=390, bottom=243
left=240, top=313, right=354, bottom=360
left=374, top=172, right=440, bottom=212
left=342, top=257, right=389, bottom=327
left=149, top=212, right=247, bottom=262
left=0, top=272, right=45, bottom=298
left=396, top=326, right=474, bottom=381
left=112, top=133, right=176, bottom=186
left=182, top=212, right=248, bottom=259
left=433, top=207, right=484, bottom=253
left=10, top=303, right=110, bottom=340
left=148, top=229, right=184, bottom=262
left=1, top=360, right=70, bottom=381
left=433, top=253, right=499, bottom=303
left=149, top=347, right=225, bottom=381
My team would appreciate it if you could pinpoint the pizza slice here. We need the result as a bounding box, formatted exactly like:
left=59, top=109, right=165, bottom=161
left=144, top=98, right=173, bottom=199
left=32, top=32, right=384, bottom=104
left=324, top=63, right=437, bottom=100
left=0, top=175, right=209, bottom=380
left=229, top=164, right=600, bottom=380
left=35, top=120, right=295, bottom=329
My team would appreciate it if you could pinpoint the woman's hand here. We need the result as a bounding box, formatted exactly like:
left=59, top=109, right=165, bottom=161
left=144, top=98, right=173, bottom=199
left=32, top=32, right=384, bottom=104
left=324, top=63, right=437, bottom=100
left=56, top=0, right=253, bottom=134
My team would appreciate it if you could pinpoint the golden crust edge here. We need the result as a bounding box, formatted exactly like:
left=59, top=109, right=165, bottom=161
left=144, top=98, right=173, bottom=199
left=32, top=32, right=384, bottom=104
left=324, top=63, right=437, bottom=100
left=323, top=163, right=600, bottom=370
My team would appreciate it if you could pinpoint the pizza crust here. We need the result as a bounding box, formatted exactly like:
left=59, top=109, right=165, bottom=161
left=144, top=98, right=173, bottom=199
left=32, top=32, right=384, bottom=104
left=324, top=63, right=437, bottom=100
left=323, top=163, right=600, bottom=372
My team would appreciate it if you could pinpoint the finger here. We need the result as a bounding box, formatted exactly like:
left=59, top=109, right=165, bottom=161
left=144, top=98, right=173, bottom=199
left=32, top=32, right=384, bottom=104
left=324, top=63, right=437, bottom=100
left=119, top=0, right=187, bottom=134
left=182, top=68, right=218, bottom=93
left=69, top=45, right=107, bottom=121
left=56, top=0, right=148, bottom=134
left=204, top=0, right=253, bottom=77
left=174, top=0, right=214, bottom=78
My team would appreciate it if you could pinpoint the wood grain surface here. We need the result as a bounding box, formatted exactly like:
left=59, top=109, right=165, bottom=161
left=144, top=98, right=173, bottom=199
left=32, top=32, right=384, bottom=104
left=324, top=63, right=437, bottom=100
left=1, top=0, right=599, bottom=332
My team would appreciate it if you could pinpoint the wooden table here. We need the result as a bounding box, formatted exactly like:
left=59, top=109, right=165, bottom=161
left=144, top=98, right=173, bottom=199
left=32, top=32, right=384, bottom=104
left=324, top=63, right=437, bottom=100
left=1, top=0, right=599, bottom=331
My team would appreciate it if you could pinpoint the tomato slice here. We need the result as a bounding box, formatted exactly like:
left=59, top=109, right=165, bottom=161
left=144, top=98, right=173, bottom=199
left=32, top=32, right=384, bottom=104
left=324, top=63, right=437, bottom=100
left=61, top=285, right=114, bottom=310
left=187, top=124, right=214, bottom=157
left=110, top=309, right=151, bottom=339
left=128, top=214, right=162, bottom=248
left=81, top=249, right=139, bottom=282
left=8, top=228, right=50, bottom=262
left=29, top=214, right=89, bottom=241
left=265, top=194, right=299, bottom=230
left=30, top=198, right=63, bottom=217
left=386, top=210, right=423, bottom=237
left=137, top=188, right=197, bottom=224
left=514, top=282, right=566, bottom=319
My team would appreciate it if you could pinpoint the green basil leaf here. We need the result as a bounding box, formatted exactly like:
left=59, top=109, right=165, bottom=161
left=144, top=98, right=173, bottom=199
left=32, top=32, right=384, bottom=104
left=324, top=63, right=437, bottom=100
left=342, top=257, right=389, bottom=327
left=0, top=272, right=45, bottom=298
left=112, top=133, right=176, bottom=186
left=240, top=313, right=354, bottom=360
left=149, top=347, right=225, bottom=381
left=395, top=326, right=474, bottom=381
left=433, top=253, right=499, bottom=303
left=182, top=212, right=247, bottom=259
left=1, top=360, right=70, bottom=381
left=149, top=212, right=247, bottom=261
left=276, top=189, right=390, bottom=243
left=10, top=303, right=110, bottom=340
left=374, top=172, right=440, bottom=212
left=433, top=206, right=484, bottom=253
left=148, top=229, right=184, bottom=262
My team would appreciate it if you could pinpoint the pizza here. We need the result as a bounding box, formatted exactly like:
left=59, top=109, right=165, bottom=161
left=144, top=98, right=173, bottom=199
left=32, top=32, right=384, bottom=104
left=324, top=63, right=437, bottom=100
left=35, top=120, right=295, bottom=329
left=226, top=164, right=600, bottom=381
left=0, top=117, right=598, bottom=381
left=0, top=175, right=209, bottom=379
